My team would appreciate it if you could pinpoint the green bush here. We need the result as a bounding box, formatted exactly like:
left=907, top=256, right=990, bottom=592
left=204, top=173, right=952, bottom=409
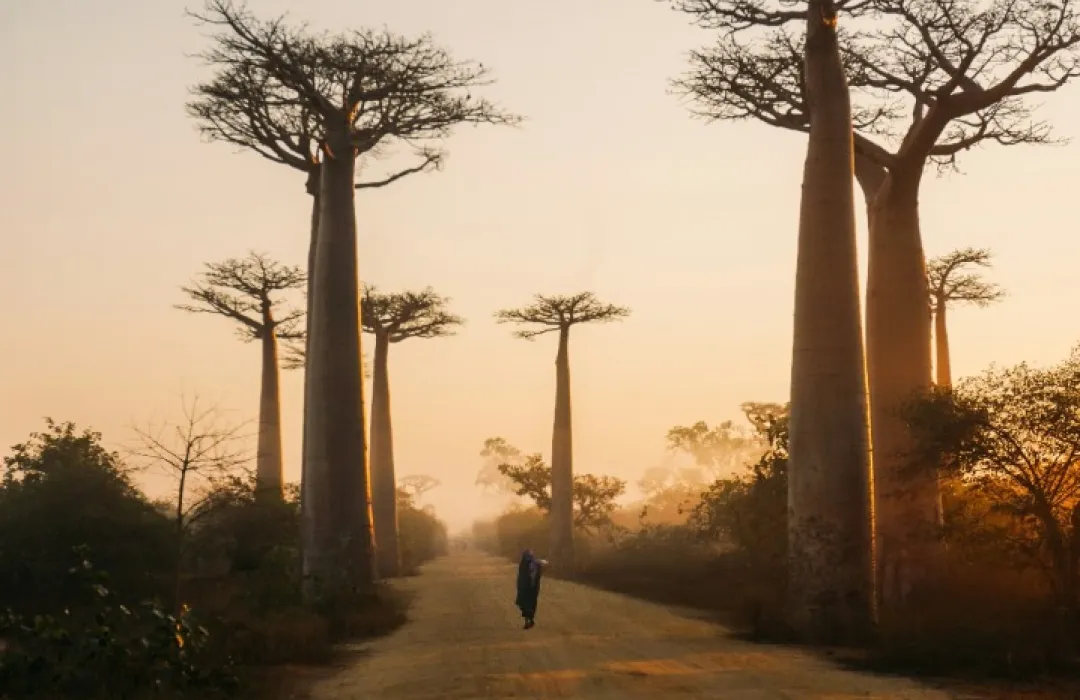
left=0, top=557, right=239, bottom=700
left=0, top=421, right=175, bottom=614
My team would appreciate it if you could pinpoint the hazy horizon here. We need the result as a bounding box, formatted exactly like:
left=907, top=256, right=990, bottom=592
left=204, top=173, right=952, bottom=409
left=4, top=0, right=1078, bottom=533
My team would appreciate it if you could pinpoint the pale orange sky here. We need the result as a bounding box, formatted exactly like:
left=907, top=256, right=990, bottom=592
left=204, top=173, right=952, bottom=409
left=3, top=0, right=1078, bottom=532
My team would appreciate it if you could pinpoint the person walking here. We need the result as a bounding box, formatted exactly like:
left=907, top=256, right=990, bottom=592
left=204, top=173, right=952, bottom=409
left=515, top=549, right=547, bottom=629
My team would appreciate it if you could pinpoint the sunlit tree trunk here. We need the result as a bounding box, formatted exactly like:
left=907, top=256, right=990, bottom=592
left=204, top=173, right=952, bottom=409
left=301, top=133, right=376, bottom=603
left=255, top=311, right=284, bottom=500
left=866, top=172, right=942, bottom=608
left=933, top=299, right=951, bottom=387
left=786, top=0, right=875, bottom=642
left=369, top=332, right=401, bottom=577
left=550, top=326, right=574, bottom=570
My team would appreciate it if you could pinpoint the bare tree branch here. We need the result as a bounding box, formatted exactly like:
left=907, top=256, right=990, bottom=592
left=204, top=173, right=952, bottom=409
left=129, top=394, right=251, bottom=610
left=361, top=285, right=464, bottom=342
left=494, top=292, right=632, bottom=340
left=187, top=0, right=522, bottom=187
left=175, top=251, right=306, bottom=342
left=927, top=247, right=1006, bottom=309
left=355, top=147, right=444, bottom=189
left=672, top=0, right=1080, bottom=173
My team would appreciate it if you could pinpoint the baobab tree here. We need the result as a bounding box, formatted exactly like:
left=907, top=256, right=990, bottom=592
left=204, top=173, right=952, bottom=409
left=792, top=0, right=875, bottom=639
left=175, top=253, right=303, bottom=500
left=927, top=248, right=1004, bottom=387
left=672, top=0, right=1080, bottom=606
left=187, top=0, right=516, bottom=597
left=363, top=286, right=463, bottom=577
left=495, top=293, right=630, bottom=570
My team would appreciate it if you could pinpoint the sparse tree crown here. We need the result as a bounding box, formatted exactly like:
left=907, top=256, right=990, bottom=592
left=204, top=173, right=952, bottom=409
left=927, top=247, right=1005, bottom=311
left=187, top=0, right=520, bottom=186
left=494, top=292, right=631, bottom=340
left=176, top=252, right=305, bottom=341
left=671, top=0, right=1080, bottom=173
left=362, top=286, right=464, bottom=342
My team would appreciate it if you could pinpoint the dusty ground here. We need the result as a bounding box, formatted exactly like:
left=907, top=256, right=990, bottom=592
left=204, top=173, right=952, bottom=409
left=305, top=551, right=965, bottom=699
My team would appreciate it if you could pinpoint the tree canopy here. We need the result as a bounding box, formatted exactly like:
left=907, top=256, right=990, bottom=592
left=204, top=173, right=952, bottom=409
left=494, top=292, right=631, bottom=339
left=927, top=247, right=1005, bottom=310
left=497, top=455, right=627, bottom=531
left=187, top=0, right=519, bottom=186
left=903, top=348, right=1080, bottom=599
left=176, top=252, right=305, bottom=341
left=362, top=286, right=464, bottom=342
left=476, top=437, right=523, bottom=494
left=672, top=0, right=1080, bottom=180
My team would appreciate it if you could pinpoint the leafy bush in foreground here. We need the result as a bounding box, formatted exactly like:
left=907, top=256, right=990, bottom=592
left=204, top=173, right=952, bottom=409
left=0, top=557, right=239, bottom=700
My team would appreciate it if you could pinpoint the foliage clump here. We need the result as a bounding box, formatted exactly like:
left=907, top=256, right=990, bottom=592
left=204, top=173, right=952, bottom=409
left=0, top=554, right=239, bottom=699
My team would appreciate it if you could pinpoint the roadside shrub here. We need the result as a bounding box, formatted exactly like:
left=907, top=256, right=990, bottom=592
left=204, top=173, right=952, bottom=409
left=0, top=421, right=174, bottom=614
left=398, top=489, right=449, bottom=575
left=0, top=557, right=239, bottom=700
left=492, top=507, right=548, bottom=560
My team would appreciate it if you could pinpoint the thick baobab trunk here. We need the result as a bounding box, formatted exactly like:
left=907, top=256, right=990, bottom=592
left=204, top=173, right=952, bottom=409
left=786, top=0, right=875, bottom=642
left=300, top=167, right=320, bottom=517
left=369, top=332, right=401, bottom=577
left=854, top=153, right=887, bottom=214
left=255, top=319, right=284, bottom=500
left=933, top=299, right=951, bottom=387
left=866, top=171, right=942, bottom=608
left=301, top=133, right=376, bottom=603
left=550, top=326, right=574, bottom=570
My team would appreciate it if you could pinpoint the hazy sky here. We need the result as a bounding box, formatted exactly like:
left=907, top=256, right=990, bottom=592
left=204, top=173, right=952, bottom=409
left=3, top=0, right=1078, bottom=532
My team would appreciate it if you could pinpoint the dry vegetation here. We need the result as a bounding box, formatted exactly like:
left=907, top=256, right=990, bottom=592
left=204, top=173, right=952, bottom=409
left=473, top=354, right=1080, bottom=690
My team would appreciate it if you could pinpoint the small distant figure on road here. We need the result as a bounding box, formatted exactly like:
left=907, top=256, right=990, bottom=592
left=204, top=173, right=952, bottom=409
left=515, top=549, right=547, bottom=630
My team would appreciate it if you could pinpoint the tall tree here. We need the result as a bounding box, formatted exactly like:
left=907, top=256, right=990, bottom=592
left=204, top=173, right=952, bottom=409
left=672, top=0, right=1080, bottom=606
left=362, top=286, right=463, bottom=577
left=176, top=252, right=303, bottom=500
left=926, top=248, right=1004, bottom=387
left=188, top=0, right=517, bottom=598
left=495, top=293, right=630, bottom=570
left=790, top=0, right=875, bottom=640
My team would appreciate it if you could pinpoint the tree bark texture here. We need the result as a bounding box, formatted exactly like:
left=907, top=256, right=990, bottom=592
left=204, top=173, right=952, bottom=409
left=301, top=135, right=377, bottom=604
left=866, top=172, right=943, bottom=608
left=255, top=318, right=284, bottom=500
left=933, top=300, right=951, bottom=387
left=369, top=332, right=401, bottom=577
left=550, top=326, right=575, bottom=571
left=786, top=0, right=876, bottom=642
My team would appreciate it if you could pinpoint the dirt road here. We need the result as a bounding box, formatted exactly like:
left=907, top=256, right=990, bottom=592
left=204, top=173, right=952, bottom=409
left=309, top=551, right=954, bottom=699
